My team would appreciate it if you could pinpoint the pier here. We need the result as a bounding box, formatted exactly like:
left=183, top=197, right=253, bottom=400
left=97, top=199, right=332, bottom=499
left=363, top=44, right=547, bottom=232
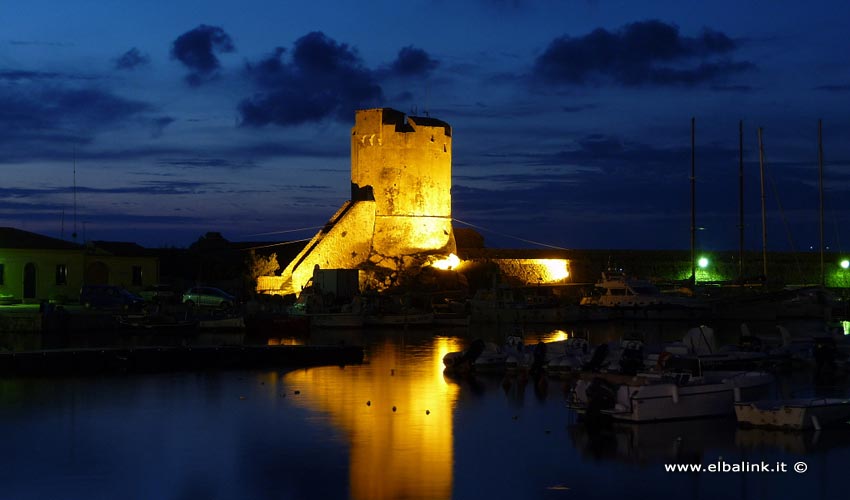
left=0, top=344, right=364, bottom=376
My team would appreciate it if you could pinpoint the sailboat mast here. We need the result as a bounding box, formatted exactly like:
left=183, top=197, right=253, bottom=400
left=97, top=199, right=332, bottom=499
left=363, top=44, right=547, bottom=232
left=738, top=120, right=744, bottom=282
left=691, top=117, right=696, bottom=284
left=758, top=127, right=767, bottom=280
left=72, top=147, right=78, bottom=242
left=818, top=119, right=825, bottom=286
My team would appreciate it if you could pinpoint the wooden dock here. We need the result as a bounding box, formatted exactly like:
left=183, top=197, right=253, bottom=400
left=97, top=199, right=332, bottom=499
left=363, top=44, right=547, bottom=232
left=0, top=344, right=364, bottom=375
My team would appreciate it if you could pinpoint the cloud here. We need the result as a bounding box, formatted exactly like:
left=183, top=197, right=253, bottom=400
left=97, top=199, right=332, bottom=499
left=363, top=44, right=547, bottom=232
left=388, top=46, right=439, bottom=77
left=0, top=70, right=63, bottom=81
left=814, top=83, right=850, bottom=92
left=170, top=25, right=235, bottom=86
left=8, top=40, right=71, bottom=47
left=157, top=157, right=257, bottom=169
left=114, top=48, right=150, bottom=70
left=238, top=32, right=382, bottom=127
left=0, top=85, right=153, bottom=162
left=0, top=70, right=97, bottom=81
left=533, top=20, right=753, bottom=87
left=150, top=116, right=175, bottom=138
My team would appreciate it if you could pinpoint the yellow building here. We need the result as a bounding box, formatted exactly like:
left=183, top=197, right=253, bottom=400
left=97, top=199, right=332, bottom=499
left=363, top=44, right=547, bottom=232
left=0, top=227, right=158, bottom=304
left=0, top=227, right=85, bottom=304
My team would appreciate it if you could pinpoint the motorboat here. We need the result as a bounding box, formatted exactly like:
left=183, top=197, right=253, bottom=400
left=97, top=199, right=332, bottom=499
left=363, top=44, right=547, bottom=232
left=580, top=271, right=707, bottom=319
left=443, top=334, right=544, bottom=375
left=469, top=286, right=580, bottom=324
left=364, top=311, right=434, bottom=326
left=569, top=370, right=774, bottom=422
left=648, top=325, right=785, bottom=371
left=545, top=337, right=593, bottom=376
left=734, top=398, right=850, bottom=430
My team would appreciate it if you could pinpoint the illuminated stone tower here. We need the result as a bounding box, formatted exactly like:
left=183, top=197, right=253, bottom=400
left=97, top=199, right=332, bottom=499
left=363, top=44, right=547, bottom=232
left=278, top=108, right=456, bottom=294
left=352, top=108, right=453, bottom=255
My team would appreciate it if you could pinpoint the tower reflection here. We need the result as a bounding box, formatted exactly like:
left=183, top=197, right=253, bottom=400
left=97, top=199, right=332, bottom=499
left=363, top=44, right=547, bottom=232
left=284, top=334, right=463, bottom=500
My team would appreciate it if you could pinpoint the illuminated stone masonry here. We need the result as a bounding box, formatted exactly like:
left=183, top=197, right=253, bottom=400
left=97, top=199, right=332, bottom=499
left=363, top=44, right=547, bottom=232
left=273, top=108, right=457, bottom=295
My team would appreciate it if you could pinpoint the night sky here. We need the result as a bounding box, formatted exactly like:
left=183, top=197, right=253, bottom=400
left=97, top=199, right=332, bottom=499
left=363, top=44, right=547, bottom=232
left=2, top=0, right=849, bottom=252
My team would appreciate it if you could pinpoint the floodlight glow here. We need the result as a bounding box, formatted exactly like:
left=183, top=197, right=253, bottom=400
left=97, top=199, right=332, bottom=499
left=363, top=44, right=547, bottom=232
left=698, top=257, right=709, bottom=269
left=841, top=260, right=849, bottom=270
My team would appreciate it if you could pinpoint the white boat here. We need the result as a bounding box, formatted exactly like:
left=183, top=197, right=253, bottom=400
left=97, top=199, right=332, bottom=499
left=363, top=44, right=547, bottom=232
left=649, top=325, right=781, bottom=371
left=580, top=271, right=706, bottom=319
left=469, top=286, right=580, bottom=324
left=364, top=311, right=434, bottom=326
left=734, top=398, right=850, bottom=430
left=309, top=312, right=364, bottom=328
left=546, top=337, right=593, bottom=376
left=199, top=316, right=246, bottom=330
left=569, top=370, right=774, bottom=422
left=443, top=335, right=540, bottom=375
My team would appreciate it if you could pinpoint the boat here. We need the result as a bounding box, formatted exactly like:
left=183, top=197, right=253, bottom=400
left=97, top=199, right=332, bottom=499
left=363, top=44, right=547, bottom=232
left=648, top=325, right=788, bottom=371
left=364, top=311, right=434, bottom=326
left=469, top=285, right=581, bottom=324
left=443, top=333, right=544, bottom=375
left=116, top=312, right=199, bottom=334
left=308, top=312, right=364, bottom=329
left=545, top=337, right=593, bottom=376
left=362, top=293, right=435, bottom=326
left=734, top=398, right=850, bottom=430
left=288, top=285, right=365, bottom=329
left=580, top=271, right=707, bottom=319
left=198, top=315, right=246, bottom=331
left=432, top=298, right=470, bottom=326
left=569, top=369, right=774, bottom=422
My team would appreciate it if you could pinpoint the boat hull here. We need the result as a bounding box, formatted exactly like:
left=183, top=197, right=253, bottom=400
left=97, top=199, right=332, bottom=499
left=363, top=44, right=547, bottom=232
left=572, top=372, right=773, bottom=422
left=364, top=312, right=434, bottom=326
left=734, top=399, right=850, bottom=430
left=309, top=313, right=364, bottom=328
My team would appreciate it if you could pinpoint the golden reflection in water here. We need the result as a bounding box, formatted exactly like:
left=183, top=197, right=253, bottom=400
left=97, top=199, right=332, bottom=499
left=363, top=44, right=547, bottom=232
left=539, top=329, right=569, bottom=343
left=266, top=337, right=306, bottom=346
left=284, top=336, right=463, bottom=500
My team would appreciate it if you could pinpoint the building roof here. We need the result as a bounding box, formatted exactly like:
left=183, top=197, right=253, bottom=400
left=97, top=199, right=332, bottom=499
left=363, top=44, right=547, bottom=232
left=408, top=116, right=452, bottom=136
left=88, top=240, right=153, bottom=257
left=0, top=227, right=82, bottom=250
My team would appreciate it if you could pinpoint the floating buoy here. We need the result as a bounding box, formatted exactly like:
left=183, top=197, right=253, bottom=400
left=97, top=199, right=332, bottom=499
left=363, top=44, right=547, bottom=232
left=392, top=406, right=397, bottom=412
left=390, top=369, right=395, bottom=376
left=426, top=410, right=430, bottom=415
left=366, top=400, right=371, bottom=406
left=294, top=390, right=301, bottom=395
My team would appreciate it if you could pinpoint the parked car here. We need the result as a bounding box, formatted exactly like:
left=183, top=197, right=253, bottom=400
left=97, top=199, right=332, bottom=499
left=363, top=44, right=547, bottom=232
left=182, top=287, right=237, bottom=309
left=80, top=285, right=146, bottom=310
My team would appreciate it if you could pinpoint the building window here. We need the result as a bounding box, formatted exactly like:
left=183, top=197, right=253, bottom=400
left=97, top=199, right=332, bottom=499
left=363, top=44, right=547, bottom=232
left=0, top=263, right=4, bottom=285
left=56, top=264, right=68, bottom=285
left=132, top=266, right=143, bottom=286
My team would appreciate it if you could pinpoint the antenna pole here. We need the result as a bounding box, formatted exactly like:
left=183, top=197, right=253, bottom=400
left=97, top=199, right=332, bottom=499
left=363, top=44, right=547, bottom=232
left=690, top=117, right=696, bottom=285
left=758, top=127, right=767, bottom=281
left=738, top=120, right=744, bottom=282
left=818, top=119, right=825, bottom=286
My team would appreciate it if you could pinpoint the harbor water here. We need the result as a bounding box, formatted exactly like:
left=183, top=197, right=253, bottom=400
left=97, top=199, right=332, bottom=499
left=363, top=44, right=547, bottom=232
left=1, top=320, right=849, bottom=500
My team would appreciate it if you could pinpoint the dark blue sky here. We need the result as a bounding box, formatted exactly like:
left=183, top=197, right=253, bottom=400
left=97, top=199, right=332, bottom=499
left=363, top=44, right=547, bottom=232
left=2, top=0, right=849, bottom=251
